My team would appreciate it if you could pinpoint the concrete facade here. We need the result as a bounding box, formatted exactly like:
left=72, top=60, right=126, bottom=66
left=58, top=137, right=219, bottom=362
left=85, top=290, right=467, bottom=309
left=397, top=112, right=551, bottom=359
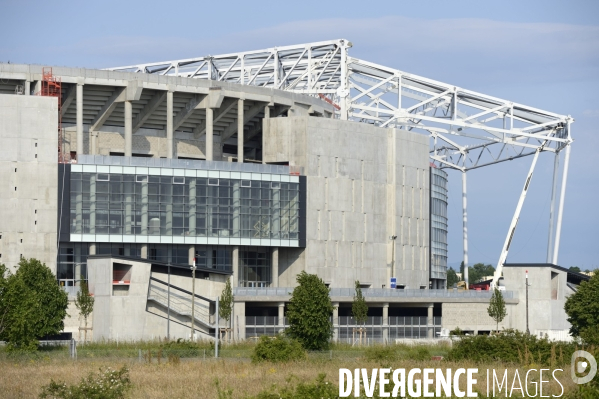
left=0, top=94, right=59, bottom=272
left=264, top=117, right=431, bottom=290
left=502, top=265, right=576, bottom=334
left=88, top=256, right=227, bottom=341
left=2, top=63, right=581, bottom=344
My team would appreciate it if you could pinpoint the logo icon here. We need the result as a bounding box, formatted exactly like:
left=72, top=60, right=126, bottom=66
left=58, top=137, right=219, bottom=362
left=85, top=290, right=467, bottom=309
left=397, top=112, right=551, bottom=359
left=571, top=350, right=597, bottom=384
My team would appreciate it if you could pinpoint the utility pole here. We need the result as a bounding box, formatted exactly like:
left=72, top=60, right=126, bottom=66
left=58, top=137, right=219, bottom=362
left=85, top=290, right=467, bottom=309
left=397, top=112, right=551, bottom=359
left=167, top=261, right=171, bottom=340
left=525, top=270, right=530, bottom=334
left=215, top=296, right=219, bottom=358
left=191, top=258, right=196, bottom=341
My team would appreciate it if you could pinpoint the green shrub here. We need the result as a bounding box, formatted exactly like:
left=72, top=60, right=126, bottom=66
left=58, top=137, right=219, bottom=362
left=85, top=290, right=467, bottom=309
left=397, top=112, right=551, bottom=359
left=39, top=366, right=131, bottom=399
left=250, top=374, right=338, bottom=399
left=160, top=338, right=203, bottom=358
left=251, top=335, right=305, bottom=363
left=364, top=344, right=432, bottom=363
left=364, top=345, right=398, bottom=362
left=447, top=329, right=577, bottom=366
left=408, top=346, right=431, bottom=361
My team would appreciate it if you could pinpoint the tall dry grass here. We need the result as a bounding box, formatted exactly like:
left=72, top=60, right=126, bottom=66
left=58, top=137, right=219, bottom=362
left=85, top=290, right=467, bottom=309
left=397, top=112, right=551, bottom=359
left=0, top=357, right=579, bottom=398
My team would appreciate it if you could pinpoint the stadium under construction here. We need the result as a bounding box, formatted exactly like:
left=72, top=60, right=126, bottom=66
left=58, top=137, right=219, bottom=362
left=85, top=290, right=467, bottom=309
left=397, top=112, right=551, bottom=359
left=0, top=39, right=587, bottom=342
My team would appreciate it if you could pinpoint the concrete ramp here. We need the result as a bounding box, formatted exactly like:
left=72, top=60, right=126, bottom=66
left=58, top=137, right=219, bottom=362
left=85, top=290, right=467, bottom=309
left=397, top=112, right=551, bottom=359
left=147, top=277, right=214, bottom=331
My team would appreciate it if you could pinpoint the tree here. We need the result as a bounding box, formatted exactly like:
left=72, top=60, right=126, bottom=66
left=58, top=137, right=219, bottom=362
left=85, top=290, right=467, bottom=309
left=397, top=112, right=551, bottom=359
left=0, top=264, right=9, bottom=337
left=351, top=281, right=368, bottom=325
left=352, top=281, right=368, bottom=345
left=75, top=279, right=94, bottom=343
left=0, top=258, right=69, bottom=351
left=447, top=268, right=459, bottom=288
left=487, top=287, right=507, bottom=333
left=469, top=263, right=496, bottom=284
left=569, top=266, right=581, bottom=273
left=565, top=270, right=599, bottom=345
left=286, top=271, right=333, bottom=350
left=219, top=277, right=234, bottom=341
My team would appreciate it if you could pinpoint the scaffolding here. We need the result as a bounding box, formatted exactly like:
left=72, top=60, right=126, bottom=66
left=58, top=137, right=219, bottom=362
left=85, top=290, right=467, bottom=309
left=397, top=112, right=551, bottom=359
left=40, top=67, right=70, bottom=163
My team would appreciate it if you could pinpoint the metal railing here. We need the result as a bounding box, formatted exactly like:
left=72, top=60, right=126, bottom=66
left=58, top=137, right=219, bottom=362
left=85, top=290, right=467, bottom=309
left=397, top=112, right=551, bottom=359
left=244, top=315, right=443, bottom=341
left=147, top=280, right=212, bottom=327
left=77, top=155, right=302, bottom=176
left=234, top=287, right=517, bottom=299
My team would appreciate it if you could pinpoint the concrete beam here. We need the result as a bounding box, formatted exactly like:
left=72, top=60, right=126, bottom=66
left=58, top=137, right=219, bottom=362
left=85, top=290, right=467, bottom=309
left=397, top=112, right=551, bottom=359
left=237, top=99, right=244, bottom=162
left=125, top=101, right=132, bottom=157
left=193, top=97, right=237, bottom=139
left=60, top=84, right=77, bottom=117
left=132, top=90, right=167, bottom=133
left=222, top=102, right=266, bottom=141
left=125, top=81, right=143, bottom=101
left=76, top=84, right=83, bottom=155
left=173, top=94, right=205, bottom=131
left=89, top=87, right=126, bottom=132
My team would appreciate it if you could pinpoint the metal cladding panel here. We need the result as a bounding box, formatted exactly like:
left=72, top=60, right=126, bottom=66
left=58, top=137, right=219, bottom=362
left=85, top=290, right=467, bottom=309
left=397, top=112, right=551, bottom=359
left=58, top=164, right=71, bottom=243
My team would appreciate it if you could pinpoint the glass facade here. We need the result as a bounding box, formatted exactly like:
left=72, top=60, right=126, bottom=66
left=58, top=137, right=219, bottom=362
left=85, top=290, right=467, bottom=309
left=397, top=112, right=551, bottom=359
left=57, top=243, right=273, bottom=282
left=57, top=243, right=89, bottom=285
left=430, top=167, right=448, bottom=282
left=239, top=247, right=271, bottom=287
left=68, top=165, right=301, bottom=247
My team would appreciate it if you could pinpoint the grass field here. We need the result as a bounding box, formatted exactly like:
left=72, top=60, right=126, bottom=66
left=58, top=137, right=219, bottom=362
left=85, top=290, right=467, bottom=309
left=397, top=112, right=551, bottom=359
left=0, top=341, right=583, bottom=398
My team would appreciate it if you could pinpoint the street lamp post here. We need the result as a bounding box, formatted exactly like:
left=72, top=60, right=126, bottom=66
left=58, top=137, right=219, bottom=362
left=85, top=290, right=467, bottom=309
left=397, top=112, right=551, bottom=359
left=525, top=270, right=530, bottom=334
left=390, top=235, right=397, bottom=288
left=191, top=258, right=196, bottom=341
left=167, top=261, right=171, bottom=340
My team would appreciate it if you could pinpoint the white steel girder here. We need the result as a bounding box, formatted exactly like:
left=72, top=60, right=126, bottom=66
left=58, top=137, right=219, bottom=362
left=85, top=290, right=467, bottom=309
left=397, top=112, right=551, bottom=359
left=107, top=38, right=572, bottom=171
left=107, top=39, right=574, bottom=268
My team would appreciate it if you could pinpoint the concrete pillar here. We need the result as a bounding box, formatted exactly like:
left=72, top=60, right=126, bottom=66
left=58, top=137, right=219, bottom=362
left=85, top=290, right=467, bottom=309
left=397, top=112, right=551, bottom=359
left=233, top=301, right=246, bottom=340
left=427, top=304, right=434, bottom=339
left=332, top=302, right=339, bottom=342
left=382, top=303, right=389, bottom=343
left=90, top=131, right=96, bottom=155
left=124, top=101, right=132, bottom=157
left=32, top=80, right=41, bottom=96
left=262, top=105, right=270, bottom=165
left=188, top=246, right=195, bottom=266
left=166, top=91, right=174, bottom=158
left=140, top=244, right=148, bottom=259
left=206, top=108, right=214, bottom=161
left=271, top=247, right=279, bottom=287
left=24, top=80, right=31, bottom=95
left=237, top=99, right=244, bottom=162
left=278, top=302, right=285, bottom=332
left=232, top=246, right=239, bottom=287
left=74, top=245, right=82, bottom=286
left=88, top=243, right=96, bottom=255
left=76, top=84, right=84, bottom=156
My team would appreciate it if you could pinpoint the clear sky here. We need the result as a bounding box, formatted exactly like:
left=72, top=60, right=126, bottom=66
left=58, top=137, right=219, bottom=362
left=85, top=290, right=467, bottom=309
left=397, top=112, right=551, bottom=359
left=2, top=0, right=598, bottom=270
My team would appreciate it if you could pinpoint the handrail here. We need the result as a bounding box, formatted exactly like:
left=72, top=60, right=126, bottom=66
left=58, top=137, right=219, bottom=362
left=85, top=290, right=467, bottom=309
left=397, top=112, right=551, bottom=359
left=149, top=276, right=215, bottom=304
left=147, top=283, right=212, bottom=325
